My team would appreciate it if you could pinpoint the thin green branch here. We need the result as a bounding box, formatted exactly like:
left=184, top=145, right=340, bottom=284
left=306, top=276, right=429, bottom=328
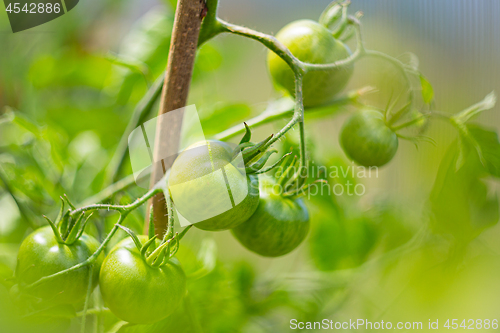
left=198, top=0, right=225, bottom=46
left=302, top=16, right=365, bottom=72
left=81, top=265, right=94, bottom=333
left=214, top=87, right=370, bottom=141
left=71, top=186, right=162, bottom=217
left=293, top=73, right=308, bottom=179
left=218, top=20, right=305, bottom=76
left=0, top=166, right=38, bottom=230
left=391, top=114, right=429, bottom=131
left=80, top=173, right=137, bottom=207
left=76, top=308, right=111, bottom=317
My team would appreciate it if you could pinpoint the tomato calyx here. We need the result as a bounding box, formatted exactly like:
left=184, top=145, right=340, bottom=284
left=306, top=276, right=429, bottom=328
left=43, top=196, right=93, bottom=246
left=319, top=0, right=350, bottom=38
left=115, top=224, right=190, bottom=268
left=319, top=1, right=363, bottom=42
left=271, top=154, right=327, bottom=199
left=383, top=94, right=432, bottom=147
left=233, top=123, right=291, bottom=175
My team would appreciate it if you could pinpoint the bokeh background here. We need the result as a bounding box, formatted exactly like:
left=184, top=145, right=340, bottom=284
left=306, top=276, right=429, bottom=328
left=1, top=0, right=500, bottom=332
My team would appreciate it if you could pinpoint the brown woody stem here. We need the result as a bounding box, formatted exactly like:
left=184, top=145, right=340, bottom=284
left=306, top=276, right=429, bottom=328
left=149, top=0, right=207, bottom=237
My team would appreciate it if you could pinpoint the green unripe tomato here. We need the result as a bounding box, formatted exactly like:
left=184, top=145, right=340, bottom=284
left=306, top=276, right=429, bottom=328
left=232, top=179, right=310, bottom=257
left=15, top=226, right=103, bottom=305
left=169, top=140, right=259, bottom=231
left=99, top=236, right=186, bottom=324
left=340, top=108, right=399, bottom=167
left=267, top=19, right=354, bottom=108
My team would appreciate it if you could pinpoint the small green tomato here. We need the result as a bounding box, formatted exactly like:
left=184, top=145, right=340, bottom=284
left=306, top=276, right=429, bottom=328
left=267, top=19, right=354, bottom=107
left=15, top=226, right=103, bottom=305
left=232, top=179, right=310, bottom=257
left=168, top=140, right=259, bottom=231
left=340, top=108, right=399, bottom=167
left=99, top=236, right=186, bottom=324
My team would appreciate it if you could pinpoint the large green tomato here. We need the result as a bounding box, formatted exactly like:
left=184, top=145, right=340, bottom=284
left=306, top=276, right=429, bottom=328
left=267, top=19, right=354, bottom=108
left=232, top=179, right=310, bottom=257
left=15, top=226, right=103, bottom=305
left=340, top=108, right=399, bottom=167
left=169, top=140, right=259, bottom=231
left=99, top=236, right=186, bottom=324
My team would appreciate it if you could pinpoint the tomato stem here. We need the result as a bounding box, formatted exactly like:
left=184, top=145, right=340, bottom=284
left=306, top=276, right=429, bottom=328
left=214, top=87, right=369, bottom=141
left=391, top=114, right=430, bottom=131
left=80, top=264, right=94, bottom=333
left=150, top=0, right=208, bottom=238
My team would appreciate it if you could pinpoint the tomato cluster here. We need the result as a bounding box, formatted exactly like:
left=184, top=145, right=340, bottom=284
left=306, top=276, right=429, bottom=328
left=167, top=140, right=311, bottom=257
left=267, top=19, right=402, bottom=167
left=14, top=225, right=187, bottom=326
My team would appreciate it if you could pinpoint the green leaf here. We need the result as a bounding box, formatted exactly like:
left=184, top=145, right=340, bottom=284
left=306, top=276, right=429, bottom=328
left=115, top=300, right=198, bottom=333
left=466, top=124, right=500, bottom=177
left=452, top=91, right=497, bottom=124
left=430, top=143, right=499, bottom=242
left=20, top=304, right=76, bottom=333
left=119, top=8, right=174, bottom=74
left=199, top=103, right=252, bottom=137
left=308, top=196, right=380, bottom=271
left=105, top=52, right=151, bottom=85
left=419, top=74, right=434, bottom=104
left=187, top=238, right=217, bottom=280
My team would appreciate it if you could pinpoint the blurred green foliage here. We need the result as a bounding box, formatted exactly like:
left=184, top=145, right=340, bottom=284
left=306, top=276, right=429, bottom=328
left=1, top=0, right=500, bottom=332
